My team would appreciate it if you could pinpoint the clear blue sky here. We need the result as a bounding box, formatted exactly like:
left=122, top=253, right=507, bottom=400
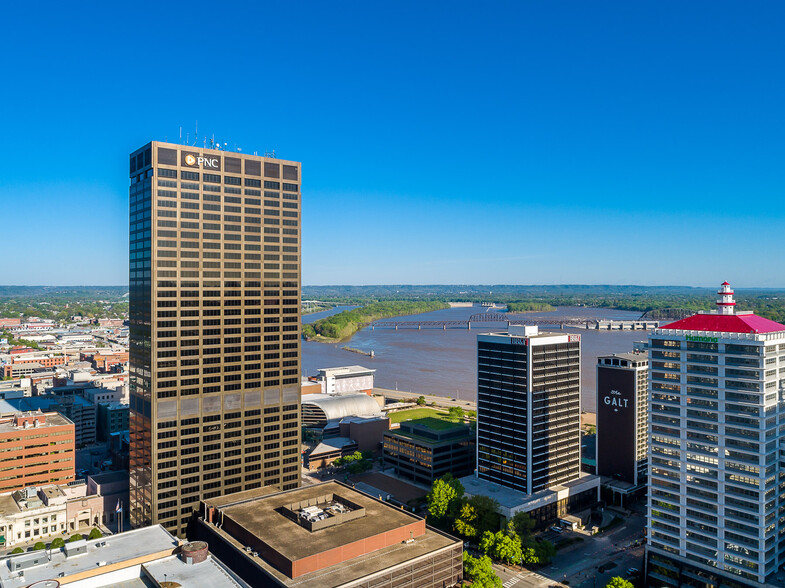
left=3, top=1, right=785, bottom=287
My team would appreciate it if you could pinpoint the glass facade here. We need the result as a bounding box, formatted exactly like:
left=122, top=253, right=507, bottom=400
left=129, top=142, right=302, bottom=538
left=477, top=333, right=581, bottom=494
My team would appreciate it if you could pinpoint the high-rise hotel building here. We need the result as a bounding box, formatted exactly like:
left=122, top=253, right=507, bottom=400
left=128, top=141, right=302, bottom=537
left=647, top=283, right=785, bottom=587
left=476, top=325, right=582, bottom=494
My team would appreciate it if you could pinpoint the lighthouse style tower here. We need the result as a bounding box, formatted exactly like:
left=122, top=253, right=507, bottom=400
left=716, top=281, right=736, bottom=315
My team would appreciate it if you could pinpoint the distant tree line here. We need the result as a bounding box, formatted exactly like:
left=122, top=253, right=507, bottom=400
left=302, top=300, right=449, bottom=341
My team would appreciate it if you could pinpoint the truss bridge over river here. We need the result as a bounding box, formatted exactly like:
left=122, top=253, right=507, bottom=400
left=362, top=313, right=660, bottom=331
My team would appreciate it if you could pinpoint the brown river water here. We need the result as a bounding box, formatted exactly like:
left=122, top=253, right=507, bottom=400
left=302, top=305, right=647, bottom=413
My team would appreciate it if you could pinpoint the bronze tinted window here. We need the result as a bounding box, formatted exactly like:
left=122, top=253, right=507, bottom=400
left=264, top=162, right=280, bottom=178
left=158, top=147, right=177, bottom=166
left=282, top=165, right=298, bottom=181
left=245, top=160, right=261, bottom=176
left=225, top=157, right=241, bottom=174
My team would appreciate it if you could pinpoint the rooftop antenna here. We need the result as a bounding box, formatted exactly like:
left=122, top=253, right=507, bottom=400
left=194, top=120, right=198, bottom=146
left=179, top=127, right=183, bottom=144
left=186, top=132, right=189, bottom=145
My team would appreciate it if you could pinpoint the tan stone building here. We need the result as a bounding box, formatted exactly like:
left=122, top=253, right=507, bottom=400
left=128, top=142, right=302, bottom=538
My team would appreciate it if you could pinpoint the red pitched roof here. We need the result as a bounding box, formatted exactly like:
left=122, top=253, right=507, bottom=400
left=661, top=313, right=785, bottom=334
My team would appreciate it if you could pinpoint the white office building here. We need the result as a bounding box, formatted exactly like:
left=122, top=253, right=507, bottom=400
left=647, top=282, right=785, bottom=587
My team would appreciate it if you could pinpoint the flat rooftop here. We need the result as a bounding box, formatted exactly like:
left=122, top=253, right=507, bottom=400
left=0, top=525, right=249, bottom=588
left=200, top=481, right=460, bottom=586
left=0, top=412, right=72, bottom=433
left=215, top=482, right=419, bottom=561
left=597, top=351, right=648, bottom=364
left=317, top=365, right=375, bottom=376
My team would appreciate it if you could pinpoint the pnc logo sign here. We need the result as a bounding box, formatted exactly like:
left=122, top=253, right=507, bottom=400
left=182, top=151, right=221, bottom=170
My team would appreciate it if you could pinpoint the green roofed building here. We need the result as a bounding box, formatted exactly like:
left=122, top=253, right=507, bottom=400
left=382, top=418, right=475, bottom=485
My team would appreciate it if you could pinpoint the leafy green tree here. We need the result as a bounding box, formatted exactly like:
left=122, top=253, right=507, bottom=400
left=533, top=539, right=557, bottom=565
left=520, top=546, right=539, bottom=565
left=511, top=511, right=536, bottom=543
left=479, top=529, right=523, bottom=564
left=416, top=395, right=426, bottom=406
left=467, top=495, right=500, bottom=537
left=463, top=552, right=502, bottom=588
left=454, top=502, right=479, bottom=538
left=68, top=534, right=83, bottom=543
left=88, top=528, right=103, bottom=540
left=426, top=474, right=464, bottom=521
left=605, top=578, right=634, bottom=588
left=32, top=542, right=46, bottom=551
left=50, top=538, right=65, bottom=548
left=10, top=547, right=23, bottom=554
left=448, top=406, right=465, bottom=422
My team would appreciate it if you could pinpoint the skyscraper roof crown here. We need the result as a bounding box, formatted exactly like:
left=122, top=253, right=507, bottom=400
left=660, top=281, right=785, bottom=334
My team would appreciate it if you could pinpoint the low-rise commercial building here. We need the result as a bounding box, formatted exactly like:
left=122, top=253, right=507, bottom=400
left=383, top=419, right=475, bottom=485
left=0, top=524, right=250, bottom=588
left=316, top=365, right=376, bottom=395
left=190, top=481, right=463, bottom=587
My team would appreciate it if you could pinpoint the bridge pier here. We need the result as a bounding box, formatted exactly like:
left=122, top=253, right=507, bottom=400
left=395, top=325, right=398, bottom=331
left=418, top=325, right=421, bottom=330
left=443, top=325, right=446, bottom=330
left=467, top=322, right=471, bottom=330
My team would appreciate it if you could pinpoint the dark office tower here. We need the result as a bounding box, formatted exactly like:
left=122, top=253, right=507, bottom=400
left=476, top=326, right=581, bottom=494
left=596, top=352, right=648, bottom=487
left=128, top=142, right=302, bottom=538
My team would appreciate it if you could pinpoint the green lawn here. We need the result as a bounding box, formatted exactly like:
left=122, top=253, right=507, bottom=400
left=388, top=408, right=458, bottom=429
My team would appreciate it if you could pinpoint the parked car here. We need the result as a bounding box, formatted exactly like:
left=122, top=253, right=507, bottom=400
left=550, top=525, right=563, bottom=533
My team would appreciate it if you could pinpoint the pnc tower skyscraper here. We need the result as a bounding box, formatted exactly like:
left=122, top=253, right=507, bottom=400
left=128, top=141, right=302, bottom=537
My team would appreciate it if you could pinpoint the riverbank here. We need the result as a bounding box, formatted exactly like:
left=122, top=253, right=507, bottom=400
left=302, top=300, right=449, bottom=342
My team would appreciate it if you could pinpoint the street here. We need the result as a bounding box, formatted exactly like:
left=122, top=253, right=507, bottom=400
left=488, top=509, right=645, bottom=588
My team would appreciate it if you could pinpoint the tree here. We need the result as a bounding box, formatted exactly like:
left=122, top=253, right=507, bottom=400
left=68, top=534, right=83, bottom=543
left=479, top=529, right=523, bottom=565
left=448, top=406, right=465, bottom=422
left=454, top=502, right=479, bottom=538
left=462, top=552, right=502, bottom=588
left=520, top=546, right=538, bottom=565
left=467, top=495, right=500, bottom=537
left=32, top=542, right=46, bottom=551
left=10, top=547, right=23, bottom=554
left=511, top=511, right=536, bottom=543
left=605, top=578, right=634, bottom=588
left=426, top=474, right=464, bottom=521
left=50, top=537, right=65, bottom=548
left=88, top=528, right=103, bottom=540
left=416, top=395, right=426, bottom=406
left=533, top=539, right=557, bottom=565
